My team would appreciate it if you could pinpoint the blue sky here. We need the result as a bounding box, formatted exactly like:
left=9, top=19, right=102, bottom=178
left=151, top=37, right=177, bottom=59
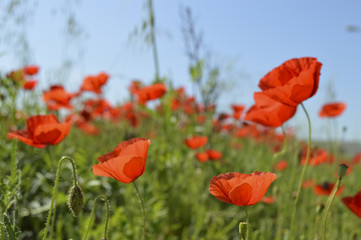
left=1, top=0, right=361, bottom=141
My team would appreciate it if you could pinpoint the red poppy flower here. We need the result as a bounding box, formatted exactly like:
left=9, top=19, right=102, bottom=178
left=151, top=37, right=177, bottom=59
left=80, top=72, right=109, bottom=94
left=23, top=65, right=39, bottom=75
left=206, top=149, right=222, bottom=160
left=83, top=98, right=114, bottom=119
left=7, top=114, right=71, bottom=148
left=217, top=113, right=229, bottom=121
left=136, top=83, right=167, bottom=105
left=209, top=171, right=277, bottom=206
left=23, top=80, right=37, bottom=90
left=302, top=179, right=315, bottom=188
left=184, top=136, right=208, bottom=149
left=352, top=152, right=361, bottom=165
left=129, top=80, right=142, bottom=95
left=221, top=123, right=234, bottom=132
left=258, top=57, right=322, bottom=107
left=273, top=160, right=287, bottom=171
left=232, top=104, right=246, bottom=113
left=234, top=124, right=261, bottom=139
left=231, top=104, right=246, bottom=119
left=78, top=122, right=99, bottom=135
left=43, top=85, right=74, bottom=110
left=300, top=147, right=333, bottom=166
left=244, top=92, right=297, bottom=127
left=342, top=190, right=361, bottom=218
left=319, top=102, right=346, bottom=118
left=93, top=138, right=151, bottom=183
left=195, top=152, right=209, bottom=162
left=314, top=182, right=344, bottom=196
left=261, top=196, right=275, bottom=204
left=196, top=115, right=206, bottom=124
left=66, top=113, right=100, bottom=135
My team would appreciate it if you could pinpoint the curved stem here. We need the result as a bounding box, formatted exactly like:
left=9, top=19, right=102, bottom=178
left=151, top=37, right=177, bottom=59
left=321, top=178, right=342, bottom=240
left=42, top=156, right=78, bottom=240
left=83, top=195, right=110, bottom=240
left=290, top=103, right=312, bottom=237
left=133, top=180, right=147, bottom=240
left=273, top=125, right=288, bottom=159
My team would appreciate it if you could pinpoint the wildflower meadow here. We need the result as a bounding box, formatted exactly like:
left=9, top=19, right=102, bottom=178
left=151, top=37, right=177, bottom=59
left=1, top=1, right=361, bottom=240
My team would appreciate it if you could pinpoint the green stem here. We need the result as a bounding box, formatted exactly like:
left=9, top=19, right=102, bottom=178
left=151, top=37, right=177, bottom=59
left=321, top=178, right=342, bottom=240
left=10, top=139, right=18, bottom=184
left=49, top=202, right=56, bottom=240
left=273, top=125, right=288, bottom=159
left=0, top=212, right=4, bottom=240
left=10, top=85, right=18, bottom=125
left=290, top=103, right=312, bottom=237
left=133, top=180, right=147, bottom=240
left=42, top=156, right=78, bottom=240
left=148, top=0, right=160, bottom=82
left=239, top=208, right=249, bottom=240
left=245, top=208, right=249, bottom=240
left=83, top=195, right=110, bottom=240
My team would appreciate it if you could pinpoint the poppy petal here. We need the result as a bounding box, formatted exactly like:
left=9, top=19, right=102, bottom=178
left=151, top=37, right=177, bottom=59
left=33, top=121, right=71, bottom=145
left=123, top=156, right=146, bottom=180
left=244, top=172, right=277, bottom=205
left=244, top=92, right=297, bottom=127
left=259, top=57, right=322, bottom=106
left=113, top=138, right=151, bottom=160
left=7, top=131, right=46, bottom=148
left=100, top=154, right=141, bottom=183
left=92, top=164, right=114, bottom=178
left=209, top=172, right=249, bottom=204
left=229, top=183, right=252, bottom=206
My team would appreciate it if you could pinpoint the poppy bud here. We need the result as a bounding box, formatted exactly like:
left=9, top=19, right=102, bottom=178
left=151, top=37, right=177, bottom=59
left=338, top=163, right=349, bottom=179
left=239, top=221, right=248, bottom=240
left=67, top=185, right=84, bottom=217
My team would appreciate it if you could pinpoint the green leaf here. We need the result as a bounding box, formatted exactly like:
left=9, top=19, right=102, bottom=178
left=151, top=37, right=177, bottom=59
left=189, top=60, right=204, bottom=83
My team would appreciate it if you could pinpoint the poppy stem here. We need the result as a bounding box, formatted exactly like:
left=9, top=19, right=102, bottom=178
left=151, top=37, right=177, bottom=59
left=245, top=208, right=249, bottom=240
left=83, top=195, right=110, bottom=240
left=273, top=125, right=288, bottom=159
left=321, top=177, right=342, bottom=240
left=42, top=156, right=79, bottom=240
left=133, top=180, right=147, bottom=240
left=0, top=212, right=4, bottom=240
left=290, top=103, right=312, bottom=237
left=239, top=208, right=249, bottom=240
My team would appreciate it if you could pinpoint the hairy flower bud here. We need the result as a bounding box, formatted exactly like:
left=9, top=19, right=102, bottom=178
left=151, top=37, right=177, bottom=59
left=239, top=221, right=248, bottom=240
left=67, top=185, right=84, bottom=217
